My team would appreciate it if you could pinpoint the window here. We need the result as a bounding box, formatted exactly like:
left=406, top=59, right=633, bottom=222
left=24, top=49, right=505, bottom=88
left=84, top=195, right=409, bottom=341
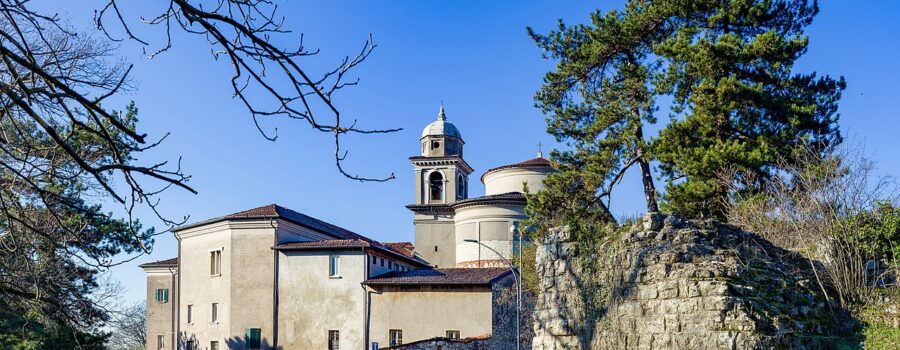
left=431, top=140, right=440, bottom=150
left=380, top=258, right=384, bottom=267
left=446, top=330, right=460, bottom=339
left=457, top=175, right=466, bottom=199
left=389, top=329, right=403, bottom=346
left=211, top=303, right=218, bottom=323
left=371, top=255, right=376, bottom=264
left=155, top=288, right=169, bottom=303
left=434, top=245, right=438, bottom=252
left=328, top=330, right=340, bottom=350
left=185, top=341, right=195, bottom=350
left=246, top=328, right=261, bottom=350
left=210, top=341, right=219, bottom=350
left=186, top=304, right=193, bottom=324
left=210, top=250, right=222, bottom=276
left=388, top=261, right=392, bottom=269
left=157, top=335, right=164, bottom=349
left=329, top=255, right=341, bottom=277
left=429, top=172, right=444, bottom=201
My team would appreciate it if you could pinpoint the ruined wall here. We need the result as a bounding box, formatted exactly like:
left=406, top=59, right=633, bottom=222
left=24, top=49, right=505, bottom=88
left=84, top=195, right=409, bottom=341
left=533, top=214, right=840, bottom=350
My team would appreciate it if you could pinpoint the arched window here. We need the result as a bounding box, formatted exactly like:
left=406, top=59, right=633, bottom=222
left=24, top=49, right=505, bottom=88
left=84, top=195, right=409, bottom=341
left=457, top=175, right=466, bottom=200
left=429, top=171, right=444, bottom=202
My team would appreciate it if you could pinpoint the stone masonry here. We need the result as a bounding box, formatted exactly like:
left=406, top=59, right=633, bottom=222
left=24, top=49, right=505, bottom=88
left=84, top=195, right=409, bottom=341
left=533, top=214, right=839, bottom=349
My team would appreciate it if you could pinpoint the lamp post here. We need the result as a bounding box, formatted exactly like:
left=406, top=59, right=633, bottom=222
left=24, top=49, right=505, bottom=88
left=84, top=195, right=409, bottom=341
left=463, top=238, right=521, bottom=350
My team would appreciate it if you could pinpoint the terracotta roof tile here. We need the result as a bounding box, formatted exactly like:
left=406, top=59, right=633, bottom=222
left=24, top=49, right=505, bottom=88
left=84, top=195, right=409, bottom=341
left=139, top=257, right=178, bottom=268
left=364, top=268, right=512, bottom=286
left=272, top=239, right=370, bottom=249
left=481, top=157, right=553, bottom=181
left=384, top=242, right=416, bottom=258
left=451, top=192, right=527, bottom=208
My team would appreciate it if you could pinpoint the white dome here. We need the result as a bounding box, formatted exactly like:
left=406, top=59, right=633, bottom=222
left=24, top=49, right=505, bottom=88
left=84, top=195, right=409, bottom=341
left=421, top=106, right=462, bottom=139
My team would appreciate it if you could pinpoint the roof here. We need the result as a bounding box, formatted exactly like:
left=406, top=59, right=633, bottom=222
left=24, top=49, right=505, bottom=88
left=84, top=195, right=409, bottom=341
left=451, top=192, right=527, bottom=209
left=272, top=239, right=370, bottom=249
left=481, top=156, right=553, bottom=182
left=421, top=106, right=462, bottom=139
left=363, top=268, right=512, bottom=286
left=178, top=204, right=430, bottom=267
left=384, top=242, right=416, bottom=258
left=139, top=257, right=178, bottom=268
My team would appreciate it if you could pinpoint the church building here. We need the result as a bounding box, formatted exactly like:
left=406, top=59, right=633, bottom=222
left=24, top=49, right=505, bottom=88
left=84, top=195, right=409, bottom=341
left=141, top=106, right=554, bottom=350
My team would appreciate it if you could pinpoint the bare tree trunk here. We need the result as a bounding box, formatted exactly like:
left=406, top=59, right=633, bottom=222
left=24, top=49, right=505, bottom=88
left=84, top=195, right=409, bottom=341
left=634, top=124, right=659, bottom=213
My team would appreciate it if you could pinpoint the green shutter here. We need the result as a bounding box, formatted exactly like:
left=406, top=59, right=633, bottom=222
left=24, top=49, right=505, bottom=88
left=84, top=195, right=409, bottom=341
left=245, top=328, right=261, bottom=349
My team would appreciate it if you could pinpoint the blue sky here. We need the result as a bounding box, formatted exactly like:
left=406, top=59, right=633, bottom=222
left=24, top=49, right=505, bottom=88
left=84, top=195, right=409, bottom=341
left=50, top=1, right=900, bottom=304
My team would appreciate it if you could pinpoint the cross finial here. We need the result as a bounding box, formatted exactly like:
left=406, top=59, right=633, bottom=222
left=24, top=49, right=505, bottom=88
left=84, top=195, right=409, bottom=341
left=537, top=141, right=543, bottom=158
left=438, top=101, right=446, bottom=121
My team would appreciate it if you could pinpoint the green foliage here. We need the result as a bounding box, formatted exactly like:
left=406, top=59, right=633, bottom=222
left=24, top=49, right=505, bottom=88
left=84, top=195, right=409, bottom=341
left=653, top=0, right=845, bottom=219
left=527, top=0, right=845, bottom=222
left=849, top=202, right=900, bottom=264
left=0, top=102, right=153, bottom=347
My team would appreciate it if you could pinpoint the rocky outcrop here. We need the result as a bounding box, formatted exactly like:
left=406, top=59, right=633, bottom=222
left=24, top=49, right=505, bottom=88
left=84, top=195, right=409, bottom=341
left=533, top=214, right=840, bottom=349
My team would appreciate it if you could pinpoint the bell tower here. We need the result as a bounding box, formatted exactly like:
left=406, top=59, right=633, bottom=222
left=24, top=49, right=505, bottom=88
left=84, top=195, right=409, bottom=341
left=407, top=105, right=473, bottom=267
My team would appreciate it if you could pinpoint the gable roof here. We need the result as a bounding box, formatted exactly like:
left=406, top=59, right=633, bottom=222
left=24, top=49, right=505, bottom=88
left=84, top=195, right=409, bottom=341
left=139, top=257, right=178, bottom=268
left=176, top=204, right=431, bottom=267
left=363, top=268, right=512, bottom=286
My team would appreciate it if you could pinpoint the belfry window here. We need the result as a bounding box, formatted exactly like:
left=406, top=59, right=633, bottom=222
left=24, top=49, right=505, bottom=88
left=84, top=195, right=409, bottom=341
left=429, top=172, right=444, bottom=201
left=457, top=175, right=466, bottom=199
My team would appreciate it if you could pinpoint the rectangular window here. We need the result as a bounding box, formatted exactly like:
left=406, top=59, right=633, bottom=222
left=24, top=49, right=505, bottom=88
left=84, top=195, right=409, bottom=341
left=185, top=340, right=195, bottom=350
left=434, top=245, right=438, bottom=252
left=187, top=304, right=193, bottom=324
left=157, top=335, right=164, bottom=349
left=390, top=329, right=403, bottom=346
left=329, top=255, right=341, bottom=277
left=246, top=328, right=261, bottom=350
left=446, top=330, right=460, bottom=339
left=155, top=288, right=169, bottom=303
left=328, top=330, right=340, bottom=350
left=210, top=341, right=219, bottom=350
left=210, top=250, right=222, bottom=276
left=371, top=255, right=376, bottom=264
left=211, top=303, right=218, bottom=323
left=388, top=261, right=393, bottom=269
left=380, top=258, right=384, bottom=267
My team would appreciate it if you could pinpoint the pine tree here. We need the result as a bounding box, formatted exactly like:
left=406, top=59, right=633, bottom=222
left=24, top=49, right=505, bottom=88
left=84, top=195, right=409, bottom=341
left=527, top=0, right=845, bottom=224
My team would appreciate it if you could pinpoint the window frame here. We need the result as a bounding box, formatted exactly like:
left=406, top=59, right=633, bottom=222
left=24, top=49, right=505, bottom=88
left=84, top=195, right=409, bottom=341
left=210, top=250, right=222, bottom=276
left=210, top=341, right=219, bottom=350
left=329, top=255, right=341, bottom=278
left=211, top=302, right=218, bottom=323
left=389, top=329, right=403, bottom=347
left=186, top=304, right=193, bottom=324
left=328, top=330, right=340, bottom=350
left=446, top=330, right=461, bottom=339
left=157, top=335, right=165, bottom=349
left=155, top=288, right=169, bottom=304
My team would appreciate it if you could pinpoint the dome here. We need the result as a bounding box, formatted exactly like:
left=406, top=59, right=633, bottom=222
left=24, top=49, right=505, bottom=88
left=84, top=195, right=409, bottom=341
left=421, top=106, right=462, bottom=139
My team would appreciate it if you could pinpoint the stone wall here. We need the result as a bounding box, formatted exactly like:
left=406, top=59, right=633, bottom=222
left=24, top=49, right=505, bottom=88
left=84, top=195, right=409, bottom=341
left=533, top=214, right=840, bottom=349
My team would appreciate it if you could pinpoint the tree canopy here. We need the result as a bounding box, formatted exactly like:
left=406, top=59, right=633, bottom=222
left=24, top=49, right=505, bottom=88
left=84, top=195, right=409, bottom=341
left=527, top=0, right=845, bottom=231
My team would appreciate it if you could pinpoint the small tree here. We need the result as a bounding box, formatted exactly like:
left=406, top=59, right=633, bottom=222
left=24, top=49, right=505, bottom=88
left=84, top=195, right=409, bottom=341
left=109, top=303, right=146, bottom=350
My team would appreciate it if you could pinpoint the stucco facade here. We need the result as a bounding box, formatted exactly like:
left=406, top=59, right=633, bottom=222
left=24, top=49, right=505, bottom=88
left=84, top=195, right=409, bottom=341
left=144, top=263, right=178, bottom=350
left=141, top=106, right=552, bottom=349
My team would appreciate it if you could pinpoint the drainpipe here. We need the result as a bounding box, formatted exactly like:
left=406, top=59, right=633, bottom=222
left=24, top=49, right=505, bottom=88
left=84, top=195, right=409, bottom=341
left=362, top=247, right=369, bottom=350
left=175, top=233, right=182, bottom=350
left=273, top=218, right=279, bottom=349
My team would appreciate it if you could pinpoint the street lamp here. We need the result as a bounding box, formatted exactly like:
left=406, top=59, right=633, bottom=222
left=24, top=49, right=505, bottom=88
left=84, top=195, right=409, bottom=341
left=463, top=238, right=521, bottom=350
